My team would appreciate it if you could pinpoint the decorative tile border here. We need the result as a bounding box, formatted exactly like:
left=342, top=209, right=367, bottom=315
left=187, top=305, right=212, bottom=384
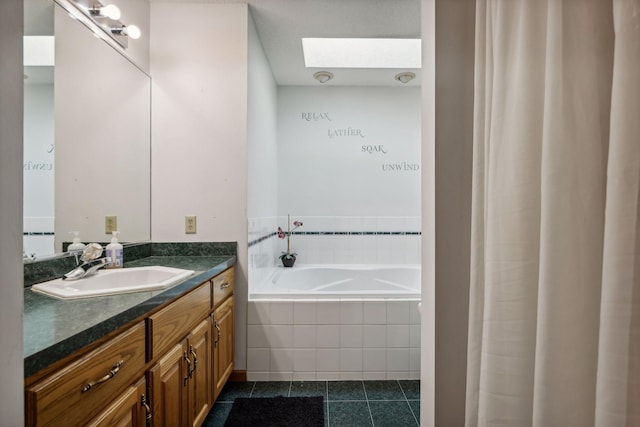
left=248, top=232, right=277, bottom=248
left=294, top=231, right=422, bottom=236
left=249, top=230, right=422, bottom=247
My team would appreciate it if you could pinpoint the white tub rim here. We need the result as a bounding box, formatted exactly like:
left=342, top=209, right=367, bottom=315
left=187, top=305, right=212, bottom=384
left=250, top=263, right=421, bottom=300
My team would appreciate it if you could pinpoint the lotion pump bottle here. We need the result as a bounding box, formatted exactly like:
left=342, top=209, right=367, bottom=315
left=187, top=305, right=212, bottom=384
left=105, top=231, right=123, bottom=268
left=68, top=231, right=86, bottom=251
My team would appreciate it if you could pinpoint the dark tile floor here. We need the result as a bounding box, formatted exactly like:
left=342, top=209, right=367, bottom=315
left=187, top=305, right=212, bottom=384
left=204, top=380, right=420, bottom=426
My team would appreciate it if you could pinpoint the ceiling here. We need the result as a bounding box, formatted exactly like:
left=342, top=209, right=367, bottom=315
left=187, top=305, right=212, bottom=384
left=154, top=0, right=422, bottom=86
left=25, top=0, right=422, bottom=86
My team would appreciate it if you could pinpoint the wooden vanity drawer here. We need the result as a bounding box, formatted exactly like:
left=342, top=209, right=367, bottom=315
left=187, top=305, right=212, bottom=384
left=25, top=322, right=146, bottom=427
left=148, top=281, right=211, bottom=360
left=213, top=267, right=234, bottom=308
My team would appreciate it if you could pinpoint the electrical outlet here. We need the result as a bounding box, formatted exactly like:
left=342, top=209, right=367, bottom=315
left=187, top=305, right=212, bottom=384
left=105, top=215, right=117, bottom=234
left=185, top=216, right=197, bottom=234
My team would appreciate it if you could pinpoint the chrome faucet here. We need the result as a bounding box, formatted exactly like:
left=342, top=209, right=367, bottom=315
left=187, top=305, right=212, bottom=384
left=62, top=243, right=112, bottom=281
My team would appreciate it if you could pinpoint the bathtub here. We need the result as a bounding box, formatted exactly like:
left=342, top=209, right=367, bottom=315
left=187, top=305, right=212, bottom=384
left=247, top=264, right=422, bottom=380
left=251, top=264, right=421, bottom=300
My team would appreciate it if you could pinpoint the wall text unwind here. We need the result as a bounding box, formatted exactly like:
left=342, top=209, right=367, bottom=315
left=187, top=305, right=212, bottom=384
left=381, top=162, right=420, bottom=172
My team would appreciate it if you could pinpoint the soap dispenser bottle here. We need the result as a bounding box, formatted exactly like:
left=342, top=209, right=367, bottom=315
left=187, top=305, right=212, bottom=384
left=105, top=231, right=123, bottom=269
left=68, top=231, right=86, bottom=251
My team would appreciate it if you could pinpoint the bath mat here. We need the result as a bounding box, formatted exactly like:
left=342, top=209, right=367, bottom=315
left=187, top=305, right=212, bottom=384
left=224, top=396, right=324, bottom=427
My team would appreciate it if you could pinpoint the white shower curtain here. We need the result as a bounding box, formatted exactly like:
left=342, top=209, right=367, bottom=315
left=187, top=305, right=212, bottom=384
left=466, top=0, right=639, bottom=426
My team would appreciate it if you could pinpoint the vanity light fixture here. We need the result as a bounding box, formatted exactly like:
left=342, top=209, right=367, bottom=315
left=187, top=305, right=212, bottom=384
left=313, top=71, right=334, bottom=84
left=111, top=24, right=141, bottom=40
left=394, top=71, right=416, bottom=84
left=62, top=0, right=141, bottom=49
left=88, top=4, right=121, bottom=20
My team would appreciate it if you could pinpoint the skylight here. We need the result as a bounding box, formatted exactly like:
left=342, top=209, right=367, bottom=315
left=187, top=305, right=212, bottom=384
left=24, top=36, right=55, bottom=66
left=302, top=38, right=421, bottom=69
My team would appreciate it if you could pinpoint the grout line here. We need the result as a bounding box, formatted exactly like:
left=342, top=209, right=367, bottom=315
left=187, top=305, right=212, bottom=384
left=287, top=381, right=292, bottom=397
left=398, top=380, right=420, bottom=426
left=362, top=380, right=376, bottom=427
left=398, top=379, right=409, bottom=400
left=408, top=400, right=420, bottom=426
left=396, top=380, right=420, bottom=425
left=248, top=381, right=257, bottom=398
left=325, top=381, right=330, bottom=427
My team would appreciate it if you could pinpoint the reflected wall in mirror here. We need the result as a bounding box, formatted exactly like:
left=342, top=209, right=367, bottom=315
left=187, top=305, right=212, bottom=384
left=23, top=0, right=151, bottom=259
left=23, top=66, right=55, bottom=257
left=54, top=4, right=151, bottom=251
left=24, top=0, right=55, bottom=257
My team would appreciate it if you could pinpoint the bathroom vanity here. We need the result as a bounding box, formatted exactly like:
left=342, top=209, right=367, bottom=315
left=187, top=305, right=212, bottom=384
left=23, top=252, right=235, bottom=427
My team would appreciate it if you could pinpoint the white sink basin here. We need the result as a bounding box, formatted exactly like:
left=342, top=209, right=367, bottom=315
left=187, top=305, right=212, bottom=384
left=31, top=266, right=195, bottom=300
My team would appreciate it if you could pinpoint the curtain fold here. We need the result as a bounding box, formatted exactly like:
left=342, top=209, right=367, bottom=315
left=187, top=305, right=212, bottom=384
left=595, top=1, right=640, bottom=425
left=466, top=0, right=639, bottom=425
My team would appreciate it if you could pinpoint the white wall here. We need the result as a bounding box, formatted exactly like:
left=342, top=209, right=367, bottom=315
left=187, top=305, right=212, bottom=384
left=247, top=12, right=278, bottom=220
left=270, top=86, right=421, bottom=268
left=23, top=82, right=55, bottom=255
left=24, top=83, right=54, bottom=221
left=278, top=86, right=421, bottom=217
left=150, top=2, right=249, bottom=371
left=247, top=10, right=279, bottom=288
left=0, top=0, right=24, bottom=424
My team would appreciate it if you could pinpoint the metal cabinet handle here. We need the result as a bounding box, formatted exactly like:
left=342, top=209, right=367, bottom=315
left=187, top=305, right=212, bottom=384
left=141, top=394, right=152, bottom=424
left=220, top=282, right=231, bottom=290
left=190, top=345, right=198, bottom=371
left=214, top=322, right=221, bottom=348
left=183, top=351, right=192, bottom=385
left=81, top=360, right=124, bottom=393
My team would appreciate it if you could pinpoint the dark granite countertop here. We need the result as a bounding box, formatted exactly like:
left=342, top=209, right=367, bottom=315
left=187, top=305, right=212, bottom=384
left=24, top=254, right=236, bottom=378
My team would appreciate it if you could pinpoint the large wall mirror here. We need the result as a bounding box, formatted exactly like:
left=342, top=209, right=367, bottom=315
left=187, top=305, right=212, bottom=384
left=24, top=0, right=151, bottom=259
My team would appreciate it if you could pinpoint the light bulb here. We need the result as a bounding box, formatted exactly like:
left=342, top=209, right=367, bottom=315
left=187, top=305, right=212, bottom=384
left=394, top=72, right=416, bottom=84
left=101, top=4, right=121, bottom=20
left=89, top=4, right=121, bottom=20
left=313, top=71, right=333, bottom=84
left=126, top=24, right=141, bottom=40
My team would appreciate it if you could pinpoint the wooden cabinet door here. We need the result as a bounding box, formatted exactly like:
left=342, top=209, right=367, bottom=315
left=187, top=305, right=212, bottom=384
left=213, top=297, right=234, bottom=400
left=188, top=318, right=212, bottom=427
left=148, top=341, right=189, bottom=427
left=25, top=323, right=146, bottom=427
left=86, top=377, right=148, bottom=427
left=149, top=320, right=212, bottom=427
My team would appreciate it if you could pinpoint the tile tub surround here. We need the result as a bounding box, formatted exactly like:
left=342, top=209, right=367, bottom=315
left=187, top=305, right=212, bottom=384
left=24, top=244, right=236, bottom=378
left=249, top=216, right=421, bottom=265
left=204, top=380, right=421, bottom=427
left=248, top=216, right=421, bottom=292
left=247, top=300, right=421, bottom=381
